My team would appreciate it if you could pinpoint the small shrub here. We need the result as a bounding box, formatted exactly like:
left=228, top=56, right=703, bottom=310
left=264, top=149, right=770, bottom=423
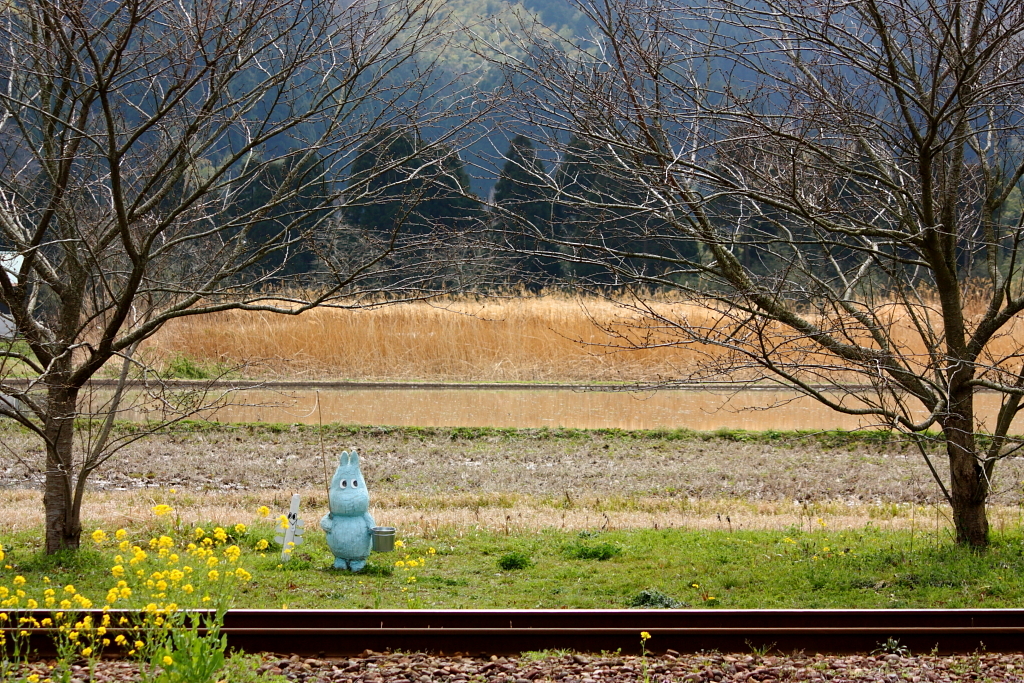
left=564, top=542, right=621, bottom=561
left=497, top=551, right=533, bottom=571
left=628, top=588, right=680, bottom=609
left=165, top=354, right=212, bottom=379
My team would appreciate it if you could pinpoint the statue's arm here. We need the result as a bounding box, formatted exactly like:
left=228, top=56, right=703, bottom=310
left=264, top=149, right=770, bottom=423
left=363, top=511, right=375, bottom=532
left=320, top=513, right=333, bottom=531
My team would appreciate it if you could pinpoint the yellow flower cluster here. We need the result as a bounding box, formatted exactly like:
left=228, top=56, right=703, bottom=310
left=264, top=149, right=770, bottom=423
left=0, top=515, right=258, bottom=665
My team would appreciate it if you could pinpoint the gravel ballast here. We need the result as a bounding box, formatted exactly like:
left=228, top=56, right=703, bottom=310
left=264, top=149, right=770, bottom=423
left=15, top=650, right=1024, bottom=683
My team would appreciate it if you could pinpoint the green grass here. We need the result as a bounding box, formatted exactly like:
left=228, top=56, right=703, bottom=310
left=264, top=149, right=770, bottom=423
left=4, top=523, right=1024, bottom=610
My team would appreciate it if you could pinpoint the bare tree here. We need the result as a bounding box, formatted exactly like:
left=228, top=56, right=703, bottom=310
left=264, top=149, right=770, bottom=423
left=490, top=0, right=1024, bottom=546
left=0, top=0, right=484, bottom=552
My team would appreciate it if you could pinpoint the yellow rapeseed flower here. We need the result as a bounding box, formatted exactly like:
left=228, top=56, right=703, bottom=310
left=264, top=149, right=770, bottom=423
left=257, top=506, right=270, bottom=517
left=163, top=656, right=174, bottom=667
left=151, top=504, right=174, bottom=517
left=641, top=631, right=652, bottom=641
left=12, top=576, right=25, bottom=586
left=115, top=529, right=128, bottom=540
left=394, top=540, right=404, bottom=548
left=81, top=647, right=93, bottom=657
left=26, top=674, right=39, bottom=683
left=91, top=529, right=107, bottom=545
left=208, top=570, right=220, bottom=581
left=255, top=539, right=269, bottom=551
left=111, top=565, right=125, bottom=578
left=213, top=527, right=228, bottom=543
left=234, top=523, right=246, bottom=534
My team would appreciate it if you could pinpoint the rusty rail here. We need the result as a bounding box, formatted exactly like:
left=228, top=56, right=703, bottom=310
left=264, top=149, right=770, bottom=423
left=9, top=609, right=1024, bottom=656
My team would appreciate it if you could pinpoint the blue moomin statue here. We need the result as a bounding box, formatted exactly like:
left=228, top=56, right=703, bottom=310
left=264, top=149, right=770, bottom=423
left=320, top=450, right=374, bottom=571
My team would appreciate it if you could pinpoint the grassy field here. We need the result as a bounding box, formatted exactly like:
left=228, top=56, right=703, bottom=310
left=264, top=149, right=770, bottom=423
left=4, top=519, right=1024, bottom=611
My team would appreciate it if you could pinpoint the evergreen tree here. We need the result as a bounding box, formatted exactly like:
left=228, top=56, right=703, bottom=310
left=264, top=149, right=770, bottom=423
left=552, top=135, right=694, bottom=284
left=231, top=153, right=330, bottom=278
left=493, top=135, right=559, bottom=281
left=344, top=128, right=481, bottom=235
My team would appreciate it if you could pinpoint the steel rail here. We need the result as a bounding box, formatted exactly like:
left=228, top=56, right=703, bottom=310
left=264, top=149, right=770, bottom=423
left=9, top=609, right=1024, bottom=656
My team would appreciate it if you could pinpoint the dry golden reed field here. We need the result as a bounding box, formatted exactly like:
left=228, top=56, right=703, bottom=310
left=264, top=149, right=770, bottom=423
left=144, top=292, right=1024, bottom=383
left=146, top=294, right=695, bottom=382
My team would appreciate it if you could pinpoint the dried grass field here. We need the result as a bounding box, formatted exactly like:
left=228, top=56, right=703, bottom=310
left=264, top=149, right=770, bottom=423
left=143, top=292, right=1024, bottom=384
left=145, top=294, right=677, bottom=382
left=3, top=426, right=1024, bottom=537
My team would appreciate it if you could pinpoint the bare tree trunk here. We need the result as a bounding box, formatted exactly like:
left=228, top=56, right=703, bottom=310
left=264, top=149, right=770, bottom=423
left=944, top=390, right=988, bottom=547
left=43, top=383, right=80, bottom=553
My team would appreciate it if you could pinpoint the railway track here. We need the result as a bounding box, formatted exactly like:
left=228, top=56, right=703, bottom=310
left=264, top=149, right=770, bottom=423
left=12, top=609, right=1024, bottom=656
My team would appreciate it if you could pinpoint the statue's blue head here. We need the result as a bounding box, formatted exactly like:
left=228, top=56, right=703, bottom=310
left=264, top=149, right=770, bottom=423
left=329, top=450, right=370, bottom=516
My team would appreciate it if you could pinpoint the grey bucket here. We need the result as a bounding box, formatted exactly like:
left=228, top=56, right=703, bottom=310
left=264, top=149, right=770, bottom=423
left=371, top=526, right=396, bottom=552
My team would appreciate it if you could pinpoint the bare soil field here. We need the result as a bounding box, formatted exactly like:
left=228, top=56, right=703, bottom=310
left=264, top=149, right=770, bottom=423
left=4, top=427, right=1024, bottom=534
